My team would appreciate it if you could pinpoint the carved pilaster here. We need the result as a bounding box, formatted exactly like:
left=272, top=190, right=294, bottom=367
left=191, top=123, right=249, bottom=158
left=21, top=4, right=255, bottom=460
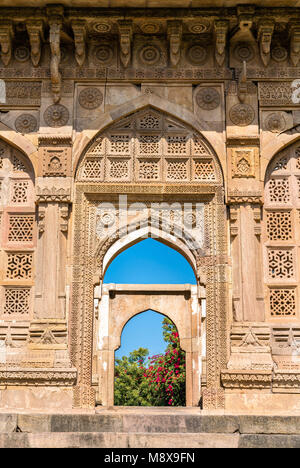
left=167, top=20, right=182, bottom=67
left=47, top=6, right=64, bottom=103
left=72, top=20, right=86, bottom=67
left=258, top=20, right=274, bottom=67
left=0, top=20, right=13, bottom=66
left=118, top=20, right=133, bottom=68
left=289, top=21, right=300, bottom=66
left=214, top=20, right=228, bottom=67
left=26, top=20, right=44, bottom=67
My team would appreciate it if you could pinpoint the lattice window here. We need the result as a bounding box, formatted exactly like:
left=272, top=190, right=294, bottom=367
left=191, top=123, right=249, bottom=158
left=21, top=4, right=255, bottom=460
left=8, top=215, right=34, bottom=243
left=166, top=159, right=189, bottom=181
left=82, top=159, right=103, bottom=180
left=109, top=135, right=131, bottom=154
left=138, top=159, right=160, bottom=180
left=3, top=287, right=31, bottom=316
left=268, top=178, right=290, bottom=204
left=11, top=181, right=29, bottom=204
left=270, top=289, right=296, bottom=317
left=266, top=211, right=292, bottom=241
left=193, top=159, right=216, bottom=181
left=268, top=249, right=294, bottom=279
left=12, top=155, right=26, bottom=172
left=264, top=142, right=300, bottom=319
left=139, top=135, right=160, bottom=154
left=108, top=158, right=130, bottom=180
left=139, top=113, right=161, bottom=130
left=78, top=109, right=220, bottom=185
left=166, top=135, right=188, bottom=155
left=6, top=253, right=33, bottom=279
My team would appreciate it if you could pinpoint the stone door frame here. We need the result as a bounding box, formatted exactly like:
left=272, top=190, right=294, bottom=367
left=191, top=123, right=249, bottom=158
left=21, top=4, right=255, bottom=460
left=71, top=183, right=228, bottom=409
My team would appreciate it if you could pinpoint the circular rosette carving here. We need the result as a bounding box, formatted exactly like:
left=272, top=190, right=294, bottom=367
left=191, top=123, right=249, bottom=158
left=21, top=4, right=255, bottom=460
left=186, top=45, right=207, bottom=65
left=265, top=113, right=286, bottom=133
left=139, top=44, right=162, bottom=66
left=271, top=46, right=288, bottom=62
left=94, top=45, right=114, bottom=65
left=196, top=88, right=220, bottom=110
left=140, top=22, right=161, bottom=34
left=229, top=104, right=255, bottom=127
left=234, top=42, right=254, bottom=62
left=99, top=211, right=116, bottom=228
left=79, top=88, right=103, bottom=110
left=44, top=104, right=70, bottom=128
left=92, top=22, right=111, bottom=33
left=187, top=21, right=210, bottom=34
left=14, top=46, right=30, bottom=62
left=184, top=211, right=196, bottom=228
left=15, top=114, right=38, bottom=133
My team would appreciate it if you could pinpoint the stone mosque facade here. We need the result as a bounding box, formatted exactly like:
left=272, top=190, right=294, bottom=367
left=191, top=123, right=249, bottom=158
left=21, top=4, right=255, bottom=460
left=0, top=0, right=300, bottom=412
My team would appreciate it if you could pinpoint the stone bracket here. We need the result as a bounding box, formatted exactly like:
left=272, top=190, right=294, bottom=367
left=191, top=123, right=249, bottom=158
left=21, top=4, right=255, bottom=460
left=0, top=20, right=13, bottom=66
left=118, top=20, right=133, bottom=68
left=26, top=19, right=44, bottom=67
left=167, top=20, right=182, bottom=67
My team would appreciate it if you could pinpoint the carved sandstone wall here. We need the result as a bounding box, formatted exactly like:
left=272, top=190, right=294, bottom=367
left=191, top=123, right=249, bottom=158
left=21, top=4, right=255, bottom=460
left=0, top=4, right=299, bottom=411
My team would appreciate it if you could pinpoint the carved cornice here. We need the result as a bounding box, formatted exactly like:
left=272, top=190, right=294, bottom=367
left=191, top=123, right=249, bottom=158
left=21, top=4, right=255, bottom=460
left=228, top=189, right=262, bottom=205
left=36, top=187, right=72, bottom=203
left=221, top=370, right=272, bottom=389
left=38, top=136, right=72, bottom=147
left=273, top=371, right=300, bottom=392
left=0, top=368, right=77, bottom=386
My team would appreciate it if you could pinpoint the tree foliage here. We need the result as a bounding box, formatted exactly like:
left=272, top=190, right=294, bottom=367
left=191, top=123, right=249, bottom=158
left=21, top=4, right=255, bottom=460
left=114, top=317, right=186, bottom=406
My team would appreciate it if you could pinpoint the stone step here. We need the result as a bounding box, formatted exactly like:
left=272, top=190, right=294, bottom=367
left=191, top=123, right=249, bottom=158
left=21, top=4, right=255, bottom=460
left=2, top=412, right=300, bottom=435
left=1, top=431, right=300, bottom=448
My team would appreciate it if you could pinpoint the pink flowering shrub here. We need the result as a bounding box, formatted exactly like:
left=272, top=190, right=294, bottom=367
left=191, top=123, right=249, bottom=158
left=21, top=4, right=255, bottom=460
left=114, top=318, right=186, bottom=406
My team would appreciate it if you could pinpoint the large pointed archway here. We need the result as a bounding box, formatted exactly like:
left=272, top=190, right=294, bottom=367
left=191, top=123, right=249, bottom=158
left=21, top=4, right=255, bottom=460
left=71, top=106, right=228, bottom=409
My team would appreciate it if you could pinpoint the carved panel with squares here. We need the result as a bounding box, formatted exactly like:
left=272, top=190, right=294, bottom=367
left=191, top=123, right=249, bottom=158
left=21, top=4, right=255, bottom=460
left=269, top=288, right=296, bottom=317
left=2, top=287, right=31, bottom=318
left=8, top=214, right=35, bottom=244
left=6, top=253, right=33, bottom=280
left=78, top=109, right=219, bottom=185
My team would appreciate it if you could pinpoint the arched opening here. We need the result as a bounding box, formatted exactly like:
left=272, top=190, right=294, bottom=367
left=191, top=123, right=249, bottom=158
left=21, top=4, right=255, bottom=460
left=114, top=309, right=186, bottom=407
left=104, top=238, right=197, bottom=284
left=95, top=237, right=201, bottom=407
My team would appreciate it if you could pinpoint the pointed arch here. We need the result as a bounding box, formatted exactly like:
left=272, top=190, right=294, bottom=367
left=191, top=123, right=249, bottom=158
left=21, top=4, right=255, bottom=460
left=73, top=93, right=226, bottom=181
left=262, top=134, right=300, bottom=183
left=96, top=223, right=199, bottom=282
left=0, top=129, right=38, bottom=178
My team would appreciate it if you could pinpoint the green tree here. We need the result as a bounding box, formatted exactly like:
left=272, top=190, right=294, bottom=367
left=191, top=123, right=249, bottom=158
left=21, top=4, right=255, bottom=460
left=114, top=317, right=186, bottom=406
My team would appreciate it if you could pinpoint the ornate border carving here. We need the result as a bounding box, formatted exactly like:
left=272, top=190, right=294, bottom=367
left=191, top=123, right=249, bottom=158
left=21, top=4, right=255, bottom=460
left=0, top=368, right=77, bottom=386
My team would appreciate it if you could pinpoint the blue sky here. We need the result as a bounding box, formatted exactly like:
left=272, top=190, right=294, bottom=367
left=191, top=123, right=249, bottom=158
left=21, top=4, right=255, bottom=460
left=103, top=238, right=196, bottom=358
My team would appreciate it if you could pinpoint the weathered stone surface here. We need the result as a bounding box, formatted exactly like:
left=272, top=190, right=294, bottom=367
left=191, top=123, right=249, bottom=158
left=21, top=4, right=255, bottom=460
left=0, top=414, right=17, bottom=433
left=239, top=434, right=300, bottom=449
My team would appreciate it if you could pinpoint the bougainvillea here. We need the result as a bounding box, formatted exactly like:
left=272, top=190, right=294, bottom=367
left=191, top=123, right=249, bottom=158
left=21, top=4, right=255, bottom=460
left=114, top=318, right=186, bottom=406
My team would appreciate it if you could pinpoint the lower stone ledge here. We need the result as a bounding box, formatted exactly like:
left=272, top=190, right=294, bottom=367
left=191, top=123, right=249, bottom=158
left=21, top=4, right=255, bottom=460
left=221, top=370, right=272, bottom=389
left=0, top=368, right=77, bottom=386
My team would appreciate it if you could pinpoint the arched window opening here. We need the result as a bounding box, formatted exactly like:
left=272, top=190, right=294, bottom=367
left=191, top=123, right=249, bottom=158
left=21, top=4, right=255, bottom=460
left=0, top=140, right=36, bottom=319
left=114, top=310, right=186, bottom=407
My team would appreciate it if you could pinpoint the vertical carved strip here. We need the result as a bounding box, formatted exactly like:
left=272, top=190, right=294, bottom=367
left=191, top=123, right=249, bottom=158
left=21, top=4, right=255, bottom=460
left=26, top=20, right=43, bottom=67
left=167, top=20, right=182, bottom=67
left=72, top=20, right=86, bottom=67
left=214, top=20, right=228, bottom=67
left=289, top=21, right=300, bottom=66
left=258, top=20, right=274, bottom=67
left=0, top=20, right=13, bottom=66
left=47, top=6, right=64, bottom=103
left=118, top=20, right=133, bottom=68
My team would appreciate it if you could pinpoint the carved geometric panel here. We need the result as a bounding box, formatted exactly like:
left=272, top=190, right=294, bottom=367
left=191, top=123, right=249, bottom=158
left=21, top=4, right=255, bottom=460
left=82, top=158, right=104, bottom=181
left=269, top=288, right=296, bottom=317
left=268, top=248, right=295, bottom=280
left=8, top=215, right=35, bottom=243
left=165, top=159, right=189, bottom=181
left=3, top=287, right=31, bottom=317
left=11, top=181, right=30, bottom=204
left=266, top=211, right=292, bottom=242
left=268, top=178, right=290, bottom=204
left=192, top=159, right=216, bottom=181
left=78, top=109, right=219, bottom=185
left=6, top=253, right=33, bottom=279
